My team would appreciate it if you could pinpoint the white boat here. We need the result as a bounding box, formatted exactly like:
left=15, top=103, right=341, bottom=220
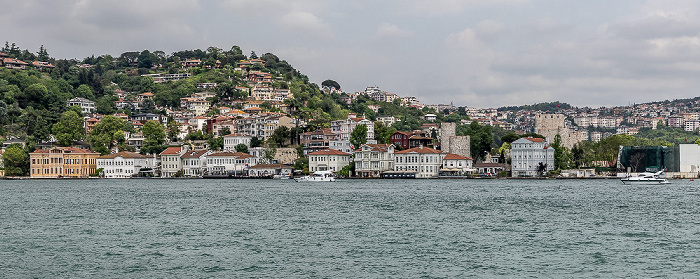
left=621, top=171, right=670, bottom=184
left=294, top=171, right=336, bottom=182
left=273, top=174, right=291, bottom=180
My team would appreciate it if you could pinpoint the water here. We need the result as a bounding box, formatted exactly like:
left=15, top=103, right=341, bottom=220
left=2, top=178, right=700, bottom=278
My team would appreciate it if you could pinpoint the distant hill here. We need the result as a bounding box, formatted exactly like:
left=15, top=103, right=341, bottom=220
left=497, top=101, right=572, bottom=112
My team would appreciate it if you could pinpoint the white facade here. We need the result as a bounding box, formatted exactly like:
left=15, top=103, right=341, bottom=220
left=308, top=149, right=351, bottom=172
left=181, top=150, right=213, bottom=177
left=96, top=152, right=157, bottom=178
left=440, top=154, right=474, bottom=175
left=67, top=97, right=96, bottom=114
left=223, top=134, right=253, bottom=150
left=354, top=144, right=395, bottom=177
left=206, top=152, right=255, bottom=175
left=159, top=146, right=189, bottom=177
left=394, top=146, right=445, bottom=178
left=511, top=137, right=555, bottom=177
left=330, top=113, right=375, bottom=142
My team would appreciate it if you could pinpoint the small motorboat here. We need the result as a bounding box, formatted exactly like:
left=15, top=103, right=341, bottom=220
left=294, top=171, right=336, bottom=182
left=621, top=171, right=670, bottom=184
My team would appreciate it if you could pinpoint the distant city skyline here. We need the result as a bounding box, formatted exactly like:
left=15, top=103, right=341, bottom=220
left=2, top=0, right=700, bottom=108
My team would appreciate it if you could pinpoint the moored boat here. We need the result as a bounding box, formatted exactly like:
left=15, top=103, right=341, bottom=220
left=621, top=171, right=670, bottom=184
left=294, top=171, right=336, bottom=182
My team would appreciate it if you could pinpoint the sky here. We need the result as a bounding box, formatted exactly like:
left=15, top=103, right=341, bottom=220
left=2, top=0, right=700, bottom=108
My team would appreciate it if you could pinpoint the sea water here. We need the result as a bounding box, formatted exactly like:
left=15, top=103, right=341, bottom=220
left=1, top=178, right=699, bottom=278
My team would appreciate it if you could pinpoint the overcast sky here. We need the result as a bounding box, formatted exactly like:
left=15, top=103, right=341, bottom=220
left=2, top=0, right=700, bottom=108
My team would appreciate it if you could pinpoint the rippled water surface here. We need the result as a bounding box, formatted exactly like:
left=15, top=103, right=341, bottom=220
left=2, top=178, right=700, bottom=278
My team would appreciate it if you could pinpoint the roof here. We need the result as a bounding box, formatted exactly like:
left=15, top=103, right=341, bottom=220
left=307, top=149, right=351, bottom=156
left=181, top=150, right=210, bottom=159
left=31, top=147, right=98, bottom=154
left=395, top=146, right=443, bottom=154
left=444, top=154, right=472, bottom=160
left=358, top=144, right=393, bottom=152
left=523, top=137, right=545, bottom=142
left=98, top=151, right=151, bottom=159
left=160, top=146, right=183, bottom=155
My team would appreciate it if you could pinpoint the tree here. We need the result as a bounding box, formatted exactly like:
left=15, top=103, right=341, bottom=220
left=37, top=45, right=50, bottom=61
left=461, top=121, right=493, bottom=161
left=551, top=134, right=571, bottom=170
left=3, top=144, right=28, bottom=176
left=350, top=124, right=368, bottom=149
left=250, top=137, right=262, bottom=148
left=138, top=50, right=155, bottom=68
left=74, top=84, right=95, bottom=100
left=52, top=110, right=84, bottom=146
left=536, top=162, right=548, bottom=177
left=208, top=136, right=223, bottom=151
left=235, top=143, right=248, bottom=153
left=374, top=121, right=395, bottom=144
left=167, top=119, right=180, bottom=142
left=88, top=115, right=128, bottom=154
left=268, top=126, right=290, bottom=147
left=250, top=51, right=258, bottom=59
left=141, top=120, right=166, bottom=154
left=501, top=133, right=521, bottom=144
left=321, top=79, right=341, bottom=90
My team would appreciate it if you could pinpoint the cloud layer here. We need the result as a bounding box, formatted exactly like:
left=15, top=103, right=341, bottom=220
left=2, top=0, right=700, bottom=108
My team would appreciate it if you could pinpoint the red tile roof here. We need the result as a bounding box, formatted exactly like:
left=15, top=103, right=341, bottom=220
left=207, top=151, right=254, bottom=159
left=160, top=146, right=183, bottom=155
left=523, top=137, right=546, bottom=142
left=181, top=150, right=210, bottom=158
left=444, top=154, right=472, bottom=160
left=395, top=146, right=443, bottom=154
left=31, top=147, right=98, bottom=154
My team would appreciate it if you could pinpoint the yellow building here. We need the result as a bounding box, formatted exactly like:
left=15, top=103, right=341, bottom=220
left=30, top=147, right=100, bottom=178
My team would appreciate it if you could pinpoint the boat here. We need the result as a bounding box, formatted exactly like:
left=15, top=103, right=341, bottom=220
left=294, top=171, right=336, bottom=182
left=621, top=171, right=670, bottom=184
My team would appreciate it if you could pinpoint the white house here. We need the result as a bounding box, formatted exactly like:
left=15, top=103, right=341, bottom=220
left=223, top=134, right=253, bottom=151
left=330, top=113, right=374, bottom=142
left=96, top=151, right=157, bottom=178
left=159, top=146, right=189, bottom=177
left=354, top=144, right=395, bottom=178
left=67, top=97, right=96, bottom=114
left=181, top=149, right=213, bottom=177
left=440, top=153, right=474, bottom=176
left=394, top=146, right=446, bottom=178
left=510, top=137, right=555, bottom=177
left=307, top=148, right=351, bottom=173
left=206, top=151, right=255, bottom=176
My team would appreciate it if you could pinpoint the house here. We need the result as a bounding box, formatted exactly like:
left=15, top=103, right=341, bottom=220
left=29, top=147, right=100, bottom=178
left=96, top=151, right=157, bottom=178
left=299, top=129, right=339, bottom=155
left=510, top=137, right=555, bottom=177
left=132, top=113, right=161, bottom=124
left=439, top=153, right=474, bottom=176
left=159, top=146, right=190, bottom=177
left=248, top=163, right=293, bottom=177
left=3, top=58, right=28, bottom=69
left=423, top=114, right=437, bottom=122
left=181, top=149, right=213, bottom=177
left=393, top=146, right=445, bottom=178
left=32, top=61, right=55, bottom=71
left=354, top=144, right=395, bottom=178
left=474, top=163, right=504, bottom=176
left=246, top=71, right=272, bottom=83
left=330, top=113, right=375, bottom=142
left=136, top=92, right=155, bottom=103
left=206, top=151, right=255, bottom=176
left=223, top=134, right=253, bottom=150
left=390, top=131, right=433, bottom=150
left=181, top=59, right=201, bottom=67
left=67, top=97, right=96, bottom=114
left=307, top=149, right=351, bottom=173
left=376, top=115, right=398, bottom=127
